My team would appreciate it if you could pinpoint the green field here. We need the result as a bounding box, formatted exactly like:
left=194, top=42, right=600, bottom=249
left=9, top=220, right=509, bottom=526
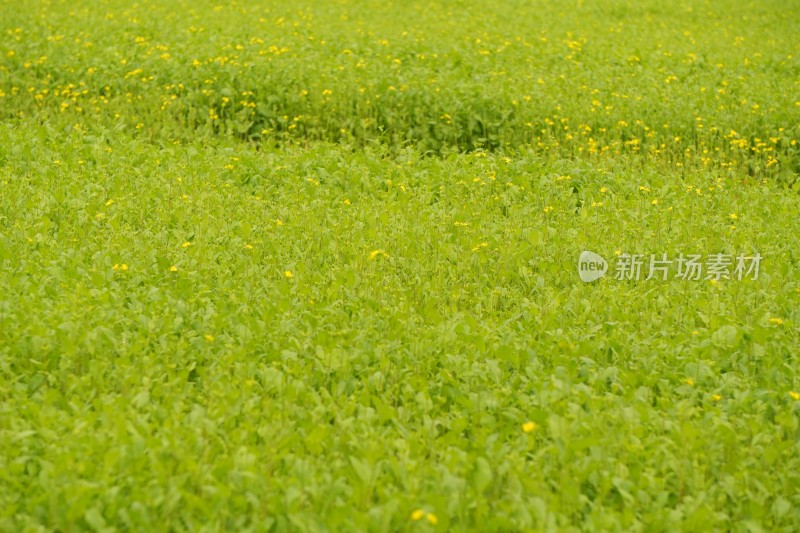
left=2, top=0, right=800, bottom=531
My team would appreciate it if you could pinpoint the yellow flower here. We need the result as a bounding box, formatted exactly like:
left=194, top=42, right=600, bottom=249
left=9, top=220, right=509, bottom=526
left=284, top=270, right=293, bottom=279
left=369, top=249, right=389, bottom=260
left=789, top=391, right=800, bottom=401
left=343, top=198, right=351, bottom=205
left=426, top=513, right=438, bottom=525
left=182, top=241, right=192, bottom=248
left=729, top=213, right=738, bottom=220
left=769, top=317, right=784, bottom=325
left=711, top=394, right=722, bottom=401
left=684, top=378, right=695, bottom=386
left=169, top=265, right=178, bottom=272
left=119, top=263, right=128, bottom=271
left=275, top=219, right=284, bottom=226
left=204, top=334, right=215, bottom=342
left=522, top=421, right=537, bottom=433
left=411, top=509, right=425, bottom=521
left=244, top=244, right=253, bottom=249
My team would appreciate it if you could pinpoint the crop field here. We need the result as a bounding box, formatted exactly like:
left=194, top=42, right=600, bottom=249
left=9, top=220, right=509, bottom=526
left=1, top=0, right=800, bottom=531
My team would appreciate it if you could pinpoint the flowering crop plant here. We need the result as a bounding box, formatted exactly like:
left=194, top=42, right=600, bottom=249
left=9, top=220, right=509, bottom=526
left=1, top=0, right=799, bottom=531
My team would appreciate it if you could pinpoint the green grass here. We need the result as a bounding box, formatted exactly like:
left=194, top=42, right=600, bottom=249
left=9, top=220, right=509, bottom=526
left=1, top=0, right=800, bottom=531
